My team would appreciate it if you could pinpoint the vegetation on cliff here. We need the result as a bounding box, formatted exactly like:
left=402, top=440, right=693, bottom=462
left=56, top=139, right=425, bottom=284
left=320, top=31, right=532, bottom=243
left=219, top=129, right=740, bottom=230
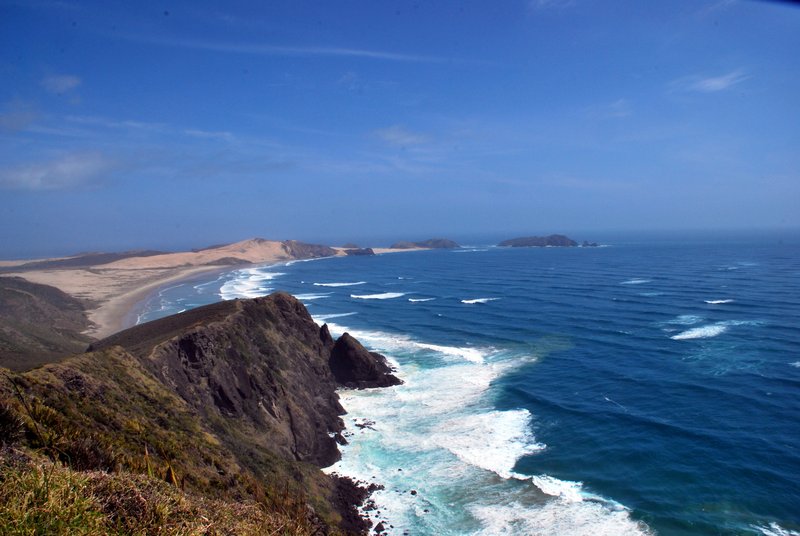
left=0, top=277, right=92, bottom=371
left=0, top=293, right=398, bottom=534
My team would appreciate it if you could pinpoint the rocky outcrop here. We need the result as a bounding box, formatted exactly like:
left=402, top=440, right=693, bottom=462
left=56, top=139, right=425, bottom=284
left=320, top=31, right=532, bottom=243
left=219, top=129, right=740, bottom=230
left=91, top=293, right=350, bottom=466
left=329, top=333, right=402, bottom=389
left=390, top=238, right=460, bottom=249
left=498, top=234, right=579, bottom=247
left=281, top=240, right=338, bottom=259
left=344, top=248, right=375, bottom=256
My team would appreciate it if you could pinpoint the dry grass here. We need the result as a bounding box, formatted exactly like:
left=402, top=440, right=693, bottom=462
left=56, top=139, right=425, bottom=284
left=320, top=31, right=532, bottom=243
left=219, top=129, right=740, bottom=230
left=0, top=453, right=315, bottom=536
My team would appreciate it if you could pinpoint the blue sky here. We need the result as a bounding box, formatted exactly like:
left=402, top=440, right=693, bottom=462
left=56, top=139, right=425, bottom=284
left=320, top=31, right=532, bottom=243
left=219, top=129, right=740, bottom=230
left=1, top=0, right=798, bottom=256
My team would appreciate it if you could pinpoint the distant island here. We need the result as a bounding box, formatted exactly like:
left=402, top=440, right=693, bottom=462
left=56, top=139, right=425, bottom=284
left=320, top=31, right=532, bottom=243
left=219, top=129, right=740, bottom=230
left=498, top=234, right=598, bottom=247
left=390, top=238, right=460, bottom=249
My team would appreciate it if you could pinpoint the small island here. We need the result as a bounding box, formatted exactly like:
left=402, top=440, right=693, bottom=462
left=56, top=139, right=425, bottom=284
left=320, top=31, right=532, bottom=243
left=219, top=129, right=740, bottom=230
left=390, top=238, right=460, bottom=249
left=498, top=234, right=597, bottom=247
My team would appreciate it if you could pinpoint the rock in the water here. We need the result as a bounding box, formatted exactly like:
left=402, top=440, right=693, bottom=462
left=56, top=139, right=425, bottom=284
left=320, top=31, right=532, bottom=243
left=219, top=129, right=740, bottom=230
left=329, top=333, right=402, bottom=389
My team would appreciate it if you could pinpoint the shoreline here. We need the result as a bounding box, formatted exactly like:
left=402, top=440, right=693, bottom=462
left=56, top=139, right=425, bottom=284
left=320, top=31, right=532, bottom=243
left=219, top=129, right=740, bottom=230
left=112, top=265, right=236, bottom=335
left=1, top=240, right=439, bottom=343
left=3, top=265, right=227, bottom=339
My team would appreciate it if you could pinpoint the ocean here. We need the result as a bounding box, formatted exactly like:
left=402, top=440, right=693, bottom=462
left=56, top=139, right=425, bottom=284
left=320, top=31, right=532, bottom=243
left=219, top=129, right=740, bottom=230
left=136, top=235, right=800, bottom=536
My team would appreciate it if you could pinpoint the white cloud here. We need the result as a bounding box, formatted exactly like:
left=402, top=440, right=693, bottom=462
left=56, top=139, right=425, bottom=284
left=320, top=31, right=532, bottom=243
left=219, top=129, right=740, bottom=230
left=183, top=129, right=234, bottom=140
left=41, top=74, right=81, bottom=94
left=119, top=35, right=449, bottom=63
left=673, top=70, right=749, bottom=93
left=0, top=152, right=115, bottom=190
left=529, top=0, right=576, bottom=11
left=374, top=125, right=428, bottom=146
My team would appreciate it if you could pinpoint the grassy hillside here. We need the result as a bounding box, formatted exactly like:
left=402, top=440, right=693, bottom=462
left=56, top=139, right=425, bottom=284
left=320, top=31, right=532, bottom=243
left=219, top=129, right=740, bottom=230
left=0, top=277, right=93, bottom=371
left=0, top=294, right=385, bottom=534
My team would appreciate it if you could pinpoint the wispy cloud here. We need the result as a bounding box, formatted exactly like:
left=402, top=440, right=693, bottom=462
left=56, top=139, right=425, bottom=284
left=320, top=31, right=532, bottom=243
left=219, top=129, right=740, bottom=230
left=587, top=98, right=632, bottom=119
left=528, top=0, right=577, bottom=11
left=41, top=74, right=81, bottom=94
left=697, top=0, right=736, bottom=17
left=672, top=70, right=749, bottom=93
left=65, top=115, right=167, bottom=131
left=0, top=152, right=116, bottom=190
left=120, top=35, right=449, bottom=63
left=374, top=125, right=428, bottom=146
left=183, top=129, right=234, bottom=141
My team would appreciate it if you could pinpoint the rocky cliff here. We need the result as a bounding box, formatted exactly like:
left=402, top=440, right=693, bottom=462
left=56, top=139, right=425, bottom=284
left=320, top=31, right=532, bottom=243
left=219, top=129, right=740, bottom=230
left=2, top=293, right=399, bottom=534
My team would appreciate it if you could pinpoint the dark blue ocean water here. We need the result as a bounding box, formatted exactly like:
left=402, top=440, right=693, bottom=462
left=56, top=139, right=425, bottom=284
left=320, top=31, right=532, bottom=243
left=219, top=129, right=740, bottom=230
left=138, top=237, right=800, bottom=535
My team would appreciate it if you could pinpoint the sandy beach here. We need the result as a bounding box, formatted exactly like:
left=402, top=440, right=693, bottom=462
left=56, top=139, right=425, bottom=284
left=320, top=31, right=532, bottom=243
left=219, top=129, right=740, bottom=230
left=1, top=238, right=325, bottom=339
left=4, top=265, right=228, bottom=338
left=1, top=239, right=431, bottom=340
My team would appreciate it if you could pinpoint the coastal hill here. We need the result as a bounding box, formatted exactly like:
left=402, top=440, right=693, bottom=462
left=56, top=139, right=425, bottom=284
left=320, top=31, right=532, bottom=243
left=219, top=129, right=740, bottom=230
left=0, top=238, right=343, bottom=340
left=0, top=277, right=93, bottom=370
left=498, top=234, right=597, bottom=247
left=1, top=293, right=400, bottom=534
left=390, top=238, right=460, bottom=249
left=100, top=238, right=338, bottom=269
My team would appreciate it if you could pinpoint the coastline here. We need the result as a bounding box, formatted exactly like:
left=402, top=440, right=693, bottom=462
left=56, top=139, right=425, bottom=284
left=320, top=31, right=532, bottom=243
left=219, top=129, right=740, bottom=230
left=2, top=245, right=435, bottom=341
left=3, top=265, right=226, bottom=339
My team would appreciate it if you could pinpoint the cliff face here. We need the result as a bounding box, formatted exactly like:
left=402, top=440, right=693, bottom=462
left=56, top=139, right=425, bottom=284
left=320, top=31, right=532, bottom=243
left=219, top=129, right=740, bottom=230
left=4, top=293, right=399, bottom=533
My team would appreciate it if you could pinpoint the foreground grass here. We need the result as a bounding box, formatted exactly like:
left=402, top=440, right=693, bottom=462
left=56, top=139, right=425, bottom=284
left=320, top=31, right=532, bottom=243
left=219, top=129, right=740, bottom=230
left=0, top=452, right=313, bottom=536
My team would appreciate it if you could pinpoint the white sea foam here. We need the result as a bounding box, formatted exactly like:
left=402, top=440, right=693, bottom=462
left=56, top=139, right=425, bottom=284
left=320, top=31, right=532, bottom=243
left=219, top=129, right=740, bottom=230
left=462, top=298, right=500, bottom=304
left=294, top=293, right=331, bottom=301
left=414, top=342, right=485, bottom=363
left=409, top=297, right=436, bottom=302
left=671, top=324, right=728, bottom=340
left=705, top=299, right=734, bottom=304
left=312, top=312, right=358, bottom=322
left=530, top=475, right=586, bottom=503
left=756, top=523, right=800, bottom=536
left=432, top=410, right=544, bottom=478
left=470, top=498, right=652, bottom=536
left=322, top=318, right=651, bottom=535
left=351, top=292, right=406, bottom=300
left=671, top=318, right=764, bottom=340
left=790, top=362, right=800, bottom=368
left=621, top=278, right=651, bottom=285
left=218, top=268, right=285, bottom=300
left=313, top=281, right=367, bottom=287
